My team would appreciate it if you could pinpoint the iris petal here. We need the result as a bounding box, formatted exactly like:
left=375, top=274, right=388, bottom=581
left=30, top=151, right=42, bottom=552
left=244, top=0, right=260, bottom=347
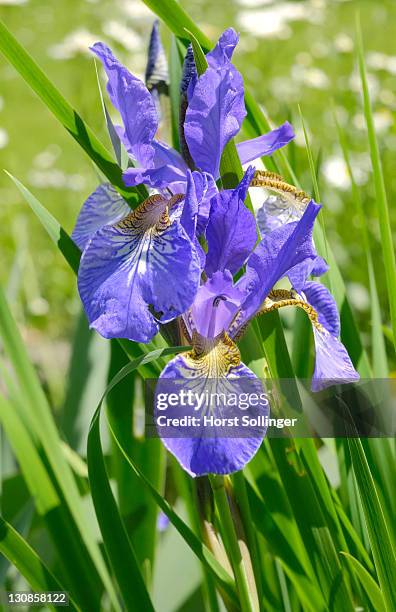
left=71, top=183, right=130, bottom=251
left=91, top=42, right=157, bottom=166
left=192, top=271, right=245, bottom=337
left=302, top=281, right=340, bottom=336
left=236, top=200, right=321, bottom=328
left=257, top=194, right=302, bottom=235
left=237, top=122, right=295, bottom=165
left=78, top=195, right=201, bottom=342
left=206, top=168, right=257, bottom=276
left=206, top=28, right=239, bottom=68
left=298, top=281, right=359, bottom=391
left=288, top=256, right=329, bottom=293
left=123, top=164, right=186, bottom=190
left=156, top=334, right=267, bottom=477
left=257, top=284, right=358, bottom=391
left=184, top=63, right=246, bottom=178
left=312, top=329, right=360, bottom=391
left=152, top=141, right=188, bottom=175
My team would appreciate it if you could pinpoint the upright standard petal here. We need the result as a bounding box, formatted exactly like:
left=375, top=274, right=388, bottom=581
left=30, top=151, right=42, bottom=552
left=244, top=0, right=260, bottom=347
left=205, top=167, right=257, bottom=276
left=191, top=271, right=245, bottom=338
left=71, top=183, right=130, bottom=251
left=156, top=333, right=268, bottom=477
left=179, top=171, right=205, bottom=267
left=184, top=63, right=246, bottom=178
left=78, top=195, right=201, bottom=343
left=206, top=28, right=239, bottom=69
left=237, top=200, right=321, bottom=327
left=237, top=122, right=295, bottom=165
left=91, top=42, right=157, bottom=166
left=193, top=172, right=218, bottom=236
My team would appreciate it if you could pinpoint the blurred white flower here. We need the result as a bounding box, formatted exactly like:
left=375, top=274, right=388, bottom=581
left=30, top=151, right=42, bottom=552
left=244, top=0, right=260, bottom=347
left=291, top=65, right=330, bottom=89
left=118, top=0, right=152, bottom=20
left=323, top=156, right=350, bottom=190
left=33, top=145, right=61, bottom=169
left=310, top=41, right=330, bottom=58
left=379, top=89, right=396, bottom=108
left=334, top=33, right=353, bottom=53
left=346, top=282, right=370, bottom=312
left=349, top=70, right=379, bottom=98
left=48, top=29, right=98, bottom=60
left=28, top=169, right=86, bottom=191
left=237, top=2, right=323, bottom=38
left=353, top=110, right=393, bottom=133
left=367, top=51, right=396, bottom=76
left=102, top=21, right=142, bottom=52
left=237, top=0, right=273, bottom=5
left=0, top=128, right=9, bottom=149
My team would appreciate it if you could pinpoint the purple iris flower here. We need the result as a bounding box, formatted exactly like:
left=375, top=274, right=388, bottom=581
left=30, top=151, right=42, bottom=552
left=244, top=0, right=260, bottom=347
left=158, top=168, right=359, bottom=476
left=72, top=25, right=294, bottom=344
left=90, top=27, right=294, bottom=193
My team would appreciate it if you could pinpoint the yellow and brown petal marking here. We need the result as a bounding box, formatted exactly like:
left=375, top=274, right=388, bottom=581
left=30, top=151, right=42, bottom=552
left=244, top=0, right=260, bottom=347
left=177, top=330, right=242, bottom=379
left=259, top=288, right=324, bottom=331
left=250, top=170, right=310, bottom=211
left=116, top=193, right=184, bottom=234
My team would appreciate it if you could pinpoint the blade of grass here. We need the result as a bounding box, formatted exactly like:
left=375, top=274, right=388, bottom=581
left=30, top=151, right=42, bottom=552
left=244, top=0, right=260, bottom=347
left=87, top=391, right=155, bottom=610
left=340, top=552, right=385, bottom=612
left=356, top=17, right=396, bottom=354
left=0, top=392, right=102, bottom=610
left=334, top=109, right=388, bottom=376
left=0, top=20, right=147, bottom=207
left=106, top=341, right=165, bottom=582
left=209, top=474, right=258, bottom=612
left=245, top=475, right=326, bottom=611
left=0, top=288, right=119, bottom=609
left=60, top=308, right=110, bottom=452
left=348, top=437, right=396, bottom=611
left=143, top=1, right=210, bottom=47
left=0, top=516, right=79, bottom=611
left=330, top=490, right=373, bottom=573
left=269, top=439, right=355, bottom=611
left=297, top=109, right=371, bottom=375
left=298, top=107, right=329, bottom=261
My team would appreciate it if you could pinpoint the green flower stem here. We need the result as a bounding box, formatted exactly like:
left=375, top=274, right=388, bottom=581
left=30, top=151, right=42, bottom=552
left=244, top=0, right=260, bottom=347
left=209, top=474, right=258, bottom=612
left=231, top=472, right=264, bottom=609
left=173, top=469, right=220, bottom=612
